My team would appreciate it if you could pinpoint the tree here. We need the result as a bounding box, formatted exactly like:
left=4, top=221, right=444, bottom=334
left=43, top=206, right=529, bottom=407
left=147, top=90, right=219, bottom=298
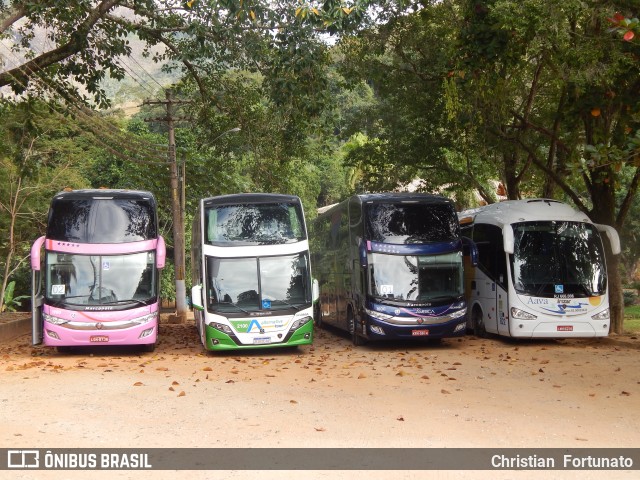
left=335, top=0, right=639, bottom=332
left=0, top=98, right=92, bottom=309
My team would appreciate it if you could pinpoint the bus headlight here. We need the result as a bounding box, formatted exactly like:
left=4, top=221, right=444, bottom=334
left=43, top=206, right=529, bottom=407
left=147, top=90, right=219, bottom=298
left=209, top=322, right=233, bottom=334
left=290, top=316, right=312, bottom=331
left=131, top=312, right=157, bottom=325
left=449, top=308, right=467, bottom=319
left=364, top=308, right=393, bottom=321
left=591, top=308, right=610, bottom=320
left=510, top=307, right=537, bottom=320
left=42, top=312, right=68, bottom=325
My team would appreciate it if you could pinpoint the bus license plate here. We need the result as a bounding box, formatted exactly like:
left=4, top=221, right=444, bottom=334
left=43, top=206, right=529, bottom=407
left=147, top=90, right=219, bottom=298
left=557, top=326, right=573, bottom=332
left=411, top=329, right=430, bottom=336
left=90, top=335, right=109, bottom=342
left=253, top=337, right=271, bottom=345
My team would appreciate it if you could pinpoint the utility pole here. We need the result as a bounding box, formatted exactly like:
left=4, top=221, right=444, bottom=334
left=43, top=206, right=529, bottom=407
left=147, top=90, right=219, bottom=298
left=144, top=89, right=190, bottom=323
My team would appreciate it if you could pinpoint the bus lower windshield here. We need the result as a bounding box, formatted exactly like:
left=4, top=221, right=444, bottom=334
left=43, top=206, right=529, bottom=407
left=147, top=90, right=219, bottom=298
left=45, top=251, right=157, bottom=307
left=368, top=252, right=464, bottom=303
left=510, top=221, right=606, bottom=297
left=206, top=253, right=311, bottom=313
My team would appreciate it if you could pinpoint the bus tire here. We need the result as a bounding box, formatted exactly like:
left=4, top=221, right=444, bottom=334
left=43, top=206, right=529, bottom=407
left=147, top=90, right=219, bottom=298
left=56, top=346, right=71, bottom=353
left=142, top=343, right=156, bottom=353
left=472, top=308, right=487, bottom=338
left=348, top=311, right=365, bottom=346
left=313, top=302, right=323, bottom=328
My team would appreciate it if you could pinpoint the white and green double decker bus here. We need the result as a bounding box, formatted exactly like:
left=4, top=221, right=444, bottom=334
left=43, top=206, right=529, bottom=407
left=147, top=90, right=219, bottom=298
left=190, top=194, right=316, bottom=350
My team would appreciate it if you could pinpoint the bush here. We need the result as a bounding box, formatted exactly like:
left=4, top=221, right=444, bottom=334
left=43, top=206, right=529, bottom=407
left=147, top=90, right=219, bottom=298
left=623, top=290, right=638, bottom=307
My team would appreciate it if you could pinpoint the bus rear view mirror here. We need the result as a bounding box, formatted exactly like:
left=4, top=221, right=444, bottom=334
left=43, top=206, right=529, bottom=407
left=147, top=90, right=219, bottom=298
left=312, top=279, right=320, bottom=303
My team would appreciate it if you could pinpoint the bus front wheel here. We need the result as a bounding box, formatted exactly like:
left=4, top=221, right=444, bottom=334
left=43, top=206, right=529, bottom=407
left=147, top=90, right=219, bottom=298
left=313, top=302, right=323, bottom=328
left=472, top=308, right=487, bottom=338
left=348, top=312, right=365, bottom=346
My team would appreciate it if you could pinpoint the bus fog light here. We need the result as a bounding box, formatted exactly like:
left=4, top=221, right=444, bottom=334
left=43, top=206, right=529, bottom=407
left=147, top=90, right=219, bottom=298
left=304, top=333, right=310, bottom=339
left=139, top=328, right=154, bottom=339
left=212, top=339, right=220, bottom=345
left=370, top=325, right=385, bottom=335
left=454, top=322, right=466, bottom=333
left=46, top=330, right=60, bottom=339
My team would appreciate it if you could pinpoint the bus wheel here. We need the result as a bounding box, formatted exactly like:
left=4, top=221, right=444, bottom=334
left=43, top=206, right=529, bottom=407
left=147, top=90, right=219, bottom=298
left=313, top=302, right=323, bottom=328
left=56, top=346, right=71, bottom=353
left=142, top=343, right=156, bottom=353
left=348, top=313, right=365, bottom=346
left=472, top=309, right=487, bottom=338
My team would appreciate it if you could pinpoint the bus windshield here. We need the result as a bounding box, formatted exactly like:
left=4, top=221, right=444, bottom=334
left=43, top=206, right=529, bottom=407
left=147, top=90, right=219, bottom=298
left=206, top=253, right=311, bottom=313
left=365, top=203, right=459, bottom=244
left=47, top=198, right=157, bottom=242
left=45, top=251, right=157, bottom=307
left=368, top=252, right=464, bottom=303
left=510, top=221, right=606, bottom=297
left=205, top=203, right=306, bottom=246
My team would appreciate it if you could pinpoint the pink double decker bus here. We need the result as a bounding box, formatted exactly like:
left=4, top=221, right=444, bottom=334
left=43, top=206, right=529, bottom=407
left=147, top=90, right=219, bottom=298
left=31, top=189, right=166, bottom=352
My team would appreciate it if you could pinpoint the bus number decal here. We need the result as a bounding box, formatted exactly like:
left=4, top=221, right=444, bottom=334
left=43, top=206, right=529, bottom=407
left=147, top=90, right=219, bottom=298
left=380, top=285, right=394, bottom=295
left=51, top=284, right=65, bottom=295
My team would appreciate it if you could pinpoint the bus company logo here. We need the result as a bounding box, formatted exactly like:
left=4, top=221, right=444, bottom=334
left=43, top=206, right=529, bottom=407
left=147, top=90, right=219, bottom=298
left=527, top=298, right=549, bottom=305
left=95, top=323, right=104, bottom=330
left=8, top=450, right=39, bottom=469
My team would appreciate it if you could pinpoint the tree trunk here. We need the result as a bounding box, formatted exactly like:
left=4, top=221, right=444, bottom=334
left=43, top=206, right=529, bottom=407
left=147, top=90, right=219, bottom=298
left=606, top=251, right=624, bottom=334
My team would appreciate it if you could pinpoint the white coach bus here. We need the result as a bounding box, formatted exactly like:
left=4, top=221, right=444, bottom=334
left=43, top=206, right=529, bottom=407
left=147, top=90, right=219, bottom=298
left=458, top=199, right=620, bottom=338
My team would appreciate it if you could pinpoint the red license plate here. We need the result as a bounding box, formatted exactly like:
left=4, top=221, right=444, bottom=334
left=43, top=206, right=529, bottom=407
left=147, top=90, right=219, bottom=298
left=90, top=335, right=109, bottom=342
left=411, top=329, right=430, bottom=336
left=557, top=326, right=573, bottom=332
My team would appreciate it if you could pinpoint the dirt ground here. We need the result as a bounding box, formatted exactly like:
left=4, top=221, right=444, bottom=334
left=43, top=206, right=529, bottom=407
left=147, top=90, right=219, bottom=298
left=1, top=319, right=639, bottom=480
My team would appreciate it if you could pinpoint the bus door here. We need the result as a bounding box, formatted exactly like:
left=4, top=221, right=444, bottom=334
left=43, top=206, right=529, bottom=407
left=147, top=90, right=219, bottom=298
left=30, top=236, right=45, bottom=345
left=473, top=224, right=507, bottom=335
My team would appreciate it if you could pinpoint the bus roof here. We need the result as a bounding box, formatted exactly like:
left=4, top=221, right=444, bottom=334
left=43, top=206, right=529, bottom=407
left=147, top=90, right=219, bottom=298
left=458, top=199, right=592, bottom=228
left=52, top=189, right=156, bottom=202
left=317, top=193, right=454, bottom=216
left=202, top=193, right=302, bottom=207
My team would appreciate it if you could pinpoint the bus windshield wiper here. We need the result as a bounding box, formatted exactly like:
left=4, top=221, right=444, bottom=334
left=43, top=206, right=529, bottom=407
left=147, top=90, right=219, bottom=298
left=110, top=299, right=148, bottom=307
left=217, top=301, right=251, bottom=314
left=273, top=299, right=302, bottom=311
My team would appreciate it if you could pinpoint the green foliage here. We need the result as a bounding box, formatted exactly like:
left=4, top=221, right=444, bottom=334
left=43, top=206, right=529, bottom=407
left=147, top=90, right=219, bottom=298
left=2, top=280, right=29, bottom=312
left=623, top=290, right=637, bottom=307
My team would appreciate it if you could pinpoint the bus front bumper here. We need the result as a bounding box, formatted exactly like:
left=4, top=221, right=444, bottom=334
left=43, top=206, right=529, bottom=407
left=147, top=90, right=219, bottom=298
left=203, top=319, right=313, bottom=351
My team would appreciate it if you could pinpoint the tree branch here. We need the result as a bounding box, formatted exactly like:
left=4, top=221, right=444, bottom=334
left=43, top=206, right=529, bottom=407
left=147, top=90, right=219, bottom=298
left=0, top=4, right=25, bottom=34
left=0, top=0, right=121, bottom=88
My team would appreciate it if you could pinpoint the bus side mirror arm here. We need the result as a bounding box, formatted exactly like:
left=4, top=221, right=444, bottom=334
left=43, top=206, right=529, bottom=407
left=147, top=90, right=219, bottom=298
left=191, top=284, right=204, bottom=311
left=461, top=237, right=478, bottom=267
left=594, top=224, right=621, bottom=255
left=503, top=225, right=515, bottom=255
left=156, top=236, right=166, bottom=269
